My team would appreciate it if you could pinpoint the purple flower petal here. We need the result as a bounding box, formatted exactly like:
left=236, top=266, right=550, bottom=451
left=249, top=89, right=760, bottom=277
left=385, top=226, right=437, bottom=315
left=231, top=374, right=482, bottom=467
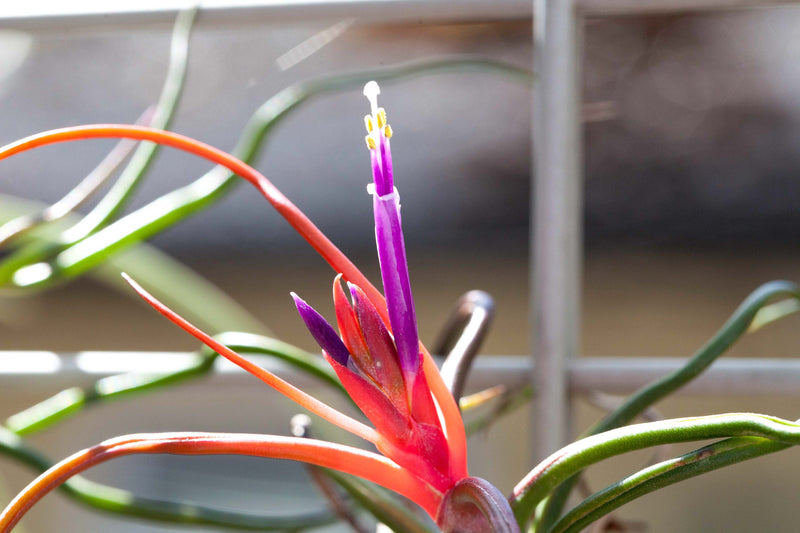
left=291, top=292, right=350, bottom=366
left=369, top=143, right=389, bottom=196
left=363, top=81, right=421, bottom=378
left=372, top=190, right=420, bottom=376
left=377, top=133, right=394, bottom=194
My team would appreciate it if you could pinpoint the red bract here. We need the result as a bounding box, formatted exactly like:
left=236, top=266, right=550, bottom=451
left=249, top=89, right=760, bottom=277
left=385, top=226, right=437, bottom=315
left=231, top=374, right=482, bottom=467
left=294, top=279, right=452, bottom=494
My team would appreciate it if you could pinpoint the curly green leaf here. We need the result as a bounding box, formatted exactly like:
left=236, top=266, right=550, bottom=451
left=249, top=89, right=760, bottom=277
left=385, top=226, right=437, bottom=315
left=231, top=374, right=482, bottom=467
left=6, top=58, right=531, bottom=288
left=0, top=193, right=268, bottom=334
left=548, top=434, right=789, bottom=533
left=0, top=7, right=196, bottom=287
left=512, top=412, right=800, bottom=526
left=528, top=280, right=800, bottom=530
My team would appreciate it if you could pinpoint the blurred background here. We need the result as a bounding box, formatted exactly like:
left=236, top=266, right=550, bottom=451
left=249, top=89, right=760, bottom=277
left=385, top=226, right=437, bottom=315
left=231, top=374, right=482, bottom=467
left=2, top=2, right=800, bottom=531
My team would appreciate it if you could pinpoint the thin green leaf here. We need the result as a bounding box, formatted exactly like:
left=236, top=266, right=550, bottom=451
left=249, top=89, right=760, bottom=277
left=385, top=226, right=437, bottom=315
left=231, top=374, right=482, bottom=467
left=749, top=298, right=800, bottom=332
left=5, top=331, right=339, bottom=436
left=0, top=7, right=196, bottom=287
left=548, top=435, right=788, bottom=533
left=208, top=331, right=346, bottom=396
left=590, top=281, right=800, bottom=434
left=526, top=280, right=800, bottom=530
left=60, top=6, right=196, bottom=241
left=0, top=120, right=142, bottom=247
left=0, top=192, right=268, bottom=335
left=3, top=58, right=532, bottom=289
left=511, top=412, right=800, bottom=526
left=5, top=354, right=214, bottom=436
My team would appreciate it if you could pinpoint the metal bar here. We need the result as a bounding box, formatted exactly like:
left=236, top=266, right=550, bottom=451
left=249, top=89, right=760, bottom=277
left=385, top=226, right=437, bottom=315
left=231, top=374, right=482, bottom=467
left=4, top=0, right=799, bottom=33
left=0, top=1, right=533, bottom=33
left=531, top=0, right=583, bottom=462
left=0, top=351, right=322, bottom=392
left=3, top=352, right=800, bottom=397
left=467, top=356, right=800, bottom=396
left=578, top=0, right=800, bottom=15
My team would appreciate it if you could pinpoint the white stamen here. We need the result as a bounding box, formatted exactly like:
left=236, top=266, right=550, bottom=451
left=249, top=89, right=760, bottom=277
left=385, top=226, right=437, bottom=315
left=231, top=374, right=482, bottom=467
left=363, top=81, right=380, bottom=118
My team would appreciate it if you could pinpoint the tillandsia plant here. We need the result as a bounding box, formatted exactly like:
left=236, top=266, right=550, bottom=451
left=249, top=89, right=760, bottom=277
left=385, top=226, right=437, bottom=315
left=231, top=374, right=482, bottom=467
left=0, top=82, right=517, bottom=532
left=3, top=66, right=800, bottom=533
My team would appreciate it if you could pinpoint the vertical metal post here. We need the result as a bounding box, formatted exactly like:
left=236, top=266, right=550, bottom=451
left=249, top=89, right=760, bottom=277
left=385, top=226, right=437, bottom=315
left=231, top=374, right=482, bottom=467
left=531, top=0, right=583, bottom=461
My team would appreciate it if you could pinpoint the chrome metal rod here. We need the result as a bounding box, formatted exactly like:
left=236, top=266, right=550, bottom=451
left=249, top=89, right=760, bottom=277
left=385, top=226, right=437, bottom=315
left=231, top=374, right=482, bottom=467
left=531, top=0, right=583, bottom=462
left=471, top=356, right=800, bottom=397
left=4, top=352, right=800, bottom=397
left=0, top=1, right=533, bottom=32
left=578, top=0, right=800, bottom=15
left=5, top=0, right=799, bottom=33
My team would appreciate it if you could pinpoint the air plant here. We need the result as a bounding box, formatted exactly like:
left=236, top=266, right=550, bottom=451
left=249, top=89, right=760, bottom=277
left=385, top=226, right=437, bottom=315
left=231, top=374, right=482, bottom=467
left=3, top=59, right=800, bottom=533
left=0, top=82, right=517, bottom=532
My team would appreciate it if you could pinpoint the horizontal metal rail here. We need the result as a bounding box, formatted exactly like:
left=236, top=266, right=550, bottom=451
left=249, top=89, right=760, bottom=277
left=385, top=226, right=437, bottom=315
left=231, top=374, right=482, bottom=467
left=579, top=0, right=800, bottom=14
left=2, top=352, right=799, bottom=397
left=474, top=356, right=800, bottom=396
left=4, top=0, right=800, bottom=33
left=0, top=1, right=533, bottom=32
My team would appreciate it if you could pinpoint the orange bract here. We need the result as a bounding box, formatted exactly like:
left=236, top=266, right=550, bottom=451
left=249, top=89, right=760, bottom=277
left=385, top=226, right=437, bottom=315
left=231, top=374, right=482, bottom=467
left=0, top=432, right=442, bottom=532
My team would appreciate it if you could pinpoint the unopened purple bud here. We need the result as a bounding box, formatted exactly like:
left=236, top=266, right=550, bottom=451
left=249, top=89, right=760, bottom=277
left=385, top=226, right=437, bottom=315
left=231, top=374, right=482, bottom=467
left=291, top=292, right=350, bottom=366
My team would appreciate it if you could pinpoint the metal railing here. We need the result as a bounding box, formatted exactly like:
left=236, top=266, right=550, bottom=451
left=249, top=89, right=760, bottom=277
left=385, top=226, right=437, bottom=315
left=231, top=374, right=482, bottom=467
left=530, top=0, right=800, bottom=462
left=5, top=352, right=800, bottom=396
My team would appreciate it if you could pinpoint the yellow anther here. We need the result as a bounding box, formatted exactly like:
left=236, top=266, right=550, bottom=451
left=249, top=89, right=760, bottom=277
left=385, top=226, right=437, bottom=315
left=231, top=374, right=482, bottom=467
left=365, top=135, right=377, bottom=150
left=376, top=108, right=387, bottom=129
left=384, top=125, right=393, bottom=138
left=364, top=115, right=374, bottom=133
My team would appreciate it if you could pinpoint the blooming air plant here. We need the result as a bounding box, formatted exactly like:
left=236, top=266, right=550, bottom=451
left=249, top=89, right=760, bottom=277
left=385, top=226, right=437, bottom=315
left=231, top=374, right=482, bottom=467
left=3, top=78, right=800, bottom=533
left=0, top=82, right=517, bottom=532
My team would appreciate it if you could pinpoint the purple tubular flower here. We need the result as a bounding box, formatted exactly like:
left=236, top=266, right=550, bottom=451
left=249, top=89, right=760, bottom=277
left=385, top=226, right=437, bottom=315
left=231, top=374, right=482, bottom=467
left=291, top=292, right=350, bottom=366
left=372, top=190, right=419, bottom=375
left=378, top=130, right=394, bottom=193
left=362, top=81, right=420, bottom=378
left=369, top=144, right=390, bottom=196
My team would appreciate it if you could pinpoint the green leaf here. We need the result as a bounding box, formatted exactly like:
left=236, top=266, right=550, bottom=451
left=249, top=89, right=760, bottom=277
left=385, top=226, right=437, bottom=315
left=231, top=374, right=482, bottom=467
left=548, top=435, right=788, bottom=533
left=512, top=412, right=800, bottom=527
left=4, top=58, right=532, bottom=289
left=522, top=280, right=800, bottom=531
left=0, top=6, right=196, bottom=286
